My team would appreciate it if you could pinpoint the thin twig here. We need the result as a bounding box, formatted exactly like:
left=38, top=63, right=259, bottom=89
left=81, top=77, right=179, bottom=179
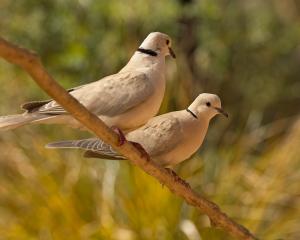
left=0, top=37, right=258, bottom=240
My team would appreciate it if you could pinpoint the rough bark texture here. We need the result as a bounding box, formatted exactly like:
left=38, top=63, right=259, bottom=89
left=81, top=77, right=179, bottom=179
left=0, top=37, right=258, bottom=240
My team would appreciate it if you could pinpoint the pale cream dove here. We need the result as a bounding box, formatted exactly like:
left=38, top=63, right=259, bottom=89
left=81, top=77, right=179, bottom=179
left=46, top=93, right=228, bottom=166
left=0, top=32, right=175, bottom=135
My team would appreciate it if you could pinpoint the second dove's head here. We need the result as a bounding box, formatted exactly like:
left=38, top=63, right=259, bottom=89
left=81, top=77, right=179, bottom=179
left=188, top=93, right=228, bottom=120
left=140, top=32, right=176, bottom=58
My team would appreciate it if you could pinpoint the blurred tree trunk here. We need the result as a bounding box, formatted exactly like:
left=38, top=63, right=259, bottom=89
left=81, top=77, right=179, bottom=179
left=176, top=0, right=204, bottom=104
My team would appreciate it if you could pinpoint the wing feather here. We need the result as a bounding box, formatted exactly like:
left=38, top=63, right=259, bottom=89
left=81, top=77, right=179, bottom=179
left=126, top=114, right=182, bottom=157
left=46, top=114, right=183, bottom=161
left=46, top=138, right=125, bottom=159
left=21, top=87, right=81, bottom=113
left=37, top=71, right=153, bottom=116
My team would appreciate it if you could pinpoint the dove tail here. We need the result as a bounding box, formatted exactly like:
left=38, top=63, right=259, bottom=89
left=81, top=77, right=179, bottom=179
left=46, top=140, right=80, bottom=149
left=46, top=138, right=126, bottom=160
left=0, top=114, right=38, bottom=131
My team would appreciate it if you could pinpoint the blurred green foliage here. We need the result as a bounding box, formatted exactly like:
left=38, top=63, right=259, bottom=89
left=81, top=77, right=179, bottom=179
left=0, top=0, right=300, bottom=239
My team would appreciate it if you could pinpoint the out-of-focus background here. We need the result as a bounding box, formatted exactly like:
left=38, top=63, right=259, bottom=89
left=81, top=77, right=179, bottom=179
left=0, top=0, right=300, bottom=239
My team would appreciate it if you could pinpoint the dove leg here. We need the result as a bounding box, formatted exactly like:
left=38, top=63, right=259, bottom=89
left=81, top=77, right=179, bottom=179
left=111, top=126, right=126, bottom=146
left=129, top=141, right=150, bottom=161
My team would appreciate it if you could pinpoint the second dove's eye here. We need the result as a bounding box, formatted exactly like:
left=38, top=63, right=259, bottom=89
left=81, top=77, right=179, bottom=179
left=206, top=102, right=211, bottom=107
left=166, top=39, right=170, bottom=45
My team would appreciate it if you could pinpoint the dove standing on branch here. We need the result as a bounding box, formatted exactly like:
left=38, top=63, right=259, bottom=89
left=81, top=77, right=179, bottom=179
left=0, top=32, right=176, bottom=137
left=47, top=93, right=228, bottom=166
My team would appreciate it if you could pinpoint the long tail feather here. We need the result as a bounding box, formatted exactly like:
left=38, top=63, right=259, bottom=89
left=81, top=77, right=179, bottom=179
left=46, top=140, right=81, bottom=149
left=46, top=138, right=125, bottom=159
left=0, top=114, right=37, bottom=131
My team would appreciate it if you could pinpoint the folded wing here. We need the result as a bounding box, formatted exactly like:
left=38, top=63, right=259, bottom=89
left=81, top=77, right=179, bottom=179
left=25, top=71, right=153, bottom=117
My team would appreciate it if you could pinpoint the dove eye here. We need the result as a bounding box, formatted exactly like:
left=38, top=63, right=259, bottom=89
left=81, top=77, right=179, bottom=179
left=206, top=102, right=211, bottom=107
left=166, top=39, right=170, bottom=45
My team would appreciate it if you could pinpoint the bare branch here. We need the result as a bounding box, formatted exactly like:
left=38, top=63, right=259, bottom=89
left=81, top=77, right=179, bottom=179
left=0, top=37, right=258, bottom=240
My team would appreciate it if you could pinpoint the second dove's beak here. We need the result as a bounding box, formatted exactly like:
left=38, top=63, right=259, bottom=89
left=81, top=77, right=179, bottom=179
left=169, top=47, right=176, bottom=58
left=214, top=107, right=229, bottom=118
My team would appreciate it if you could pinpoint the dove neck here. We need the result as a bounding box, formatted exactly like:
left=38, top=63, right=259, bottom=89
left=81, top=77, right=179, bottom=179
left=186, top=109, right=198, bottom=119
left=124, top=49, right=165, bottom=68
left=137, top=48, right=157, bottom=56
left=187, top=105, right=214, bottom=122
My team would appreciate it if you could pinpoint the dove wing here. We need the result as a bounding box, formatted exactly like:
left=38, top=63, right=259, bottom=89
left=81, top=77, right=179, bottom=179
left=46, top=114, right=183, bottom=160
left=126, top=113, right=183, bottom=157
left=37, top=71, right=153, bottom=116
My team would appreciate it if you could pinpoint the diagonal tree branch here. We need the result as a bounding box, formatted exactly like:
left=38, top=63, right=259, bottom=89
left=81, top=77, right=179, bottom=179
left=0, top=37, right=258, bottom=240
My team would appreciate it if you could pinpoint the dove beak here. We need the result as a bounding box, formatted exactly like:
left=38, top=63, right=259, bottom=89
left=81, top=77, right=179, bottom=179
left=168, top=47, right=176, bottom=58
left=214, top=107, right=229, bottom=118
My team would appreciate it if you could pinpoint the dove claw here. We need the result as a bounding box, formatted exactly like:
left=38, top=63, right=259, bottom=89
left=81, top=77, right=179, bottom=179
left=111, top=126, right=126, bottom=146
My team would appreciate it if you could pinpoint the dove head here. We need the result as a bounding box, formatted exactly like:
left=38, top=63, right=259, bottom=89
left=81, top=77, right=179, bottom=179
left=188, top=93, right=228, bottom=120
left=139, top=32, right=176, bottom=58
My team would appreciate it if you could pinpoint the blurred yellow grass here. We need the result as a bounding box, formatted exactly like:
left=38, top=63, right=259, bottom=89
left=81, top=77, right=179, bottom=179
left=0, top=119, right=299, bottom=239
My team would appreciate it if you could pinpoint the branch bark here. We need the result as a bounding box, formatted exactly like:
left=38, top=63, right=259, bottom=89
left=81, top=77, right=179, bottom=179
left=0, top=37, right=258, bottom=240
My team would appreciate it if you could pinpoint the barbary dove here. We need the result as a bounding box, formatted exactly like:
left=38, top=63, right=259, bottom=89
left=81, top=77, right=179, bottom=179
left=46, top=93, right=228, bottom=166
left=0, top=32, right=175, bottom=135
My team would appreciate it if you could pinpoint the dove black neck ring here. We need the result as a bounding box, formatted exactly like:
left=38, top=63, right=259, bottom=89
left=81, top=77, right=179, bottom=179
left=186, top=109, right=198, bottom=119
left=137, top=48, right=158, bottom=57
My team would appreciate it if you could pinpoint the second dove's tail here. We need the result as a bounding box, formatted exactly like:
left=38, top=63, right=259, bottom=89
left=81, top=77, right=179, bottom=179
left=0, top=114, right=39, bottom=131
left=46, top=140, right=81, bottom=149
left=46, top=138, right=125, bottom=160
